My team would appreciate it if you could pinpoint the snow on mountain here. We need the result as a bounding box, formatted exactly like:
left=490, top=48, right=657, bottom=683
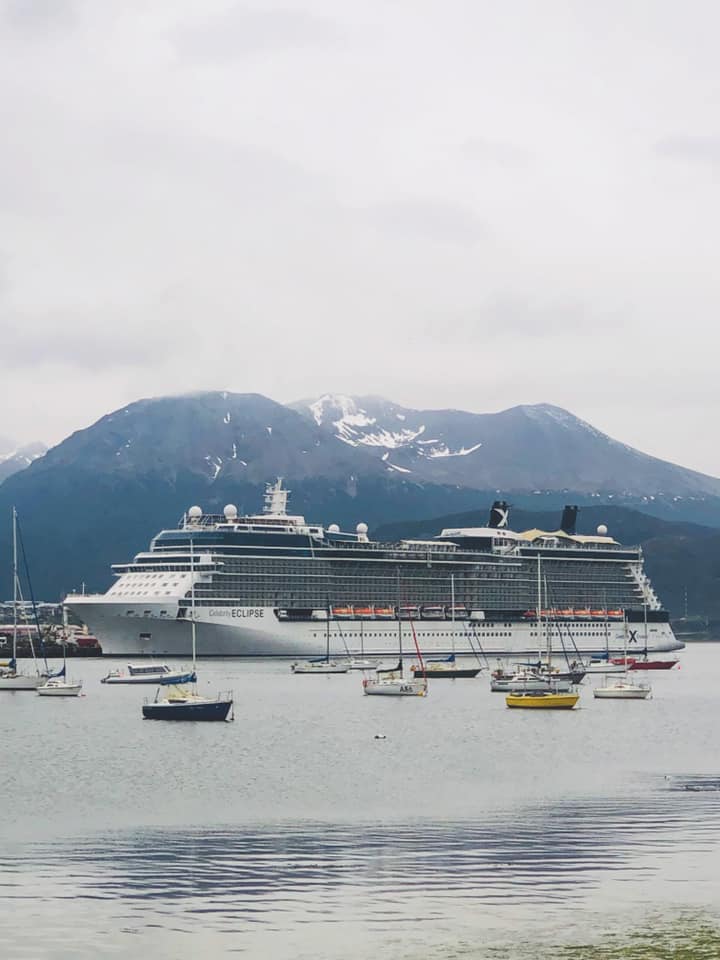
left=0, top=441, right=48, bottom=484
left=291, top=395, right=720, bottom=497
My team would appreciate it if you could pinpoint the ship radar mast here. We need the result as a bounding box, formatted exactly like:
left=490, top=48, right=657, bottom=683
left=264, top=478, right=290, bottom=516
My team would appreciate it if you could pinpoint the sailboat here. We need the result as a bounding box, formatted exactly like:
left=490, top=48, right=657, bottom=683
left=625, top=603, right=678, bottom=670
left=346, top=616, right=380, bottom=671
left=37, top=607, right=83, bottom=697
left=142, top=538, right=233, bottom=721
left=292, top=605, right=350, bottom=673
left=506, top=557, right=579, bottom=709
left=412, top=576, right=480, bottom=678
left=594, top=615, right=651, bottom=700
left=585, top=607, right=625, bottom=673
left=363, top=586, right=427, bottom=696
left=0, top=508, right=46, bottom=691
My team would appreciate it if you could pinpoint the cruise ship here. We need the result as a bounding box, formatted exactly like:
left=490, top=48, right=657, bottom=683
left=65, top=480, right=683, bottom=659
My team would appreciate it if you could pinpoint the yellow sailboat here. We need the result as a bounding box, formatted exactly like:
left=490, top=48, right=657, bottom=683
left=506, top=559, right=580, bottom=710
left=506, top=691, right=579, bottom=709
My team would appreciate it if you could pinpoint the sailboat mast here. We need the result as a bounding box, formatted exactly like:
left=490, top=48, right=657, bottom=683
left=623, top=613, right=628, bottom=679
left=326, top=599, right=331, bottom=662
left=190, top=536, right=197, bottom=672
left=12, top=507, right=17, bottom=665
left=451, top=574, right=456, bottom=657
left=396, top=569, right=403, bottom=667
left=536, top=553, right=542, bottom=661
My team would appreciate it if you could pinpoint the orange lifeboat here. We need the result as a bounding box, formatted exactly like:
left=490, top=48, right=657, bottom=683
left=374, top=605, right=396, bottom=619
left=522, top=610, right=537, bottom=619
left=574, top=608, right=591, bottom=619
left=353, top=605, right=375, bottom=619
left=558, top=609, right=574, bottom=619
left=590, top=609, right=606, bottom=619
left=332, top=605, right=354, bottom=619
left=607, top=609, right=624, bottom=619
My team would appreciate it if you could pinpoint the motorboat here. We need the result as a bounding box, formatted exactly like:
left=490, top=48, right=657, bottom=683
left=102, top=663, right=196, bottom=685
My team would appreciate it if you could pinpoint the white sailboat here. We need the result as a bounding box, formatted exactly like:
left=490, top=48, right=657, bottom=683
left=363, top=588, right=427, bottom=697
left=346, top=618, right=380, bottom=671
left=37, top=608, right=82, bottom=697
left=585, top=604, right=625, bottom=674
left=292, top=605, right=350, bottom=673
left=0, top=508, right=46, bottom=692
left=142, top=538, right=233, bottom=721
left=594, top=615, right=651, bottom=700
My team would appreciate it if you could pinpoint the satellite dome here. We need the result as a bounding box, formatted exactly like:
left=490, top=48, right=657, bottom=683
left=328, top=523, right=340, bottom=533
left=356, top=522, right=369, bottom=534
left=597, top=524, right=608, bottom=535
left=188, top=505, right=203, bottom=520
left=223, top=504, right=238, bottom=520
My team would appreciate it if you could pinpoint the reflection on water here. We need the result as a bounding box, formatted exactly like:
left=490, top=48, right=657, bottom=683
left=2, top=778, right=719, bottom=958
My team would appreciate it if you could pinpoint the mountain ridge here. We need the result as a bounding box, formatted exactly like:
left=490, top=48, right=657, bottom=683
left=3, top=389, right=720, bottom=599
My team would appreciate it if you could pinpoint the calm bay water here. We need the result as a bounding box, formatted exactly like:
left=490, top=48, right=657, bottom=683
left=1, top=646, right=719, bottom=958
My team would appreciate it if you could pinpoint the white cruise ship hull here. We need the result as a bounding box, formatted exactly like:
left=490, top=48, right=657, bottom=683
left=64, top=599, right=685, bottom=659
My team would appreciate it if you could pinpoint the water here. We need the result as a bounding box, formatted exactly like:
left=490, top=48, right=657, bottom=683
left=1, top=647, right=719, bottom=958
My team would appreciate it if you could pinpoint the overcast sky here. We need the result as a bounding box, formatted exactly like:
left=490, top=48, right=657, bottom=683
left=2, top=0, right=719, bottom=474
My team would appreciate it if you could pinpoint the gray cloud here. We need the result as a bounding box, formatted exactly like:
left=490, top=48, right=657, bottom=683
left=461, top=137, right=533, bottom=169
left=2, top=1, right=720, bottom=478
left=367, top=198, right=487, bottom=246
left=2, top=0, right=76, bottom=31
left=172, top=5, right=343, bottom=63
left=656, top=135, right=720, bottom=165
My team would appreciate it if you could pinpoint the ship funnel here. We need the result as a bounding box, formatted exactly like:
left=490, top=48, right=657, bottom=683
left=488, top=500, right=509, bottom=529
left=560, top=505, right=578, bottom=535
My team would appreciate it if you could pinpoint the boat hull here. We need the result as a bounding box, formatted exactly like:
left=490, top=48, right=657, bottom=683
left=412, top=667, right=480, bottom=678
left=65, top=599, right=685, bottom=659
left=0, top=674, right=45, bottom=691
left=142, top=699, right=233, bottom=721
left=593, top=686, right=651, bottom=699
left=363, top=678, right=427, bottom=696
left=629, top=660, right=678, bottom=671
left=506, top=692, right=579, bottom=709
left=101, top=672, right=192, bottom=685
left=37, top=683, right=83, bottom=697
left=291, top=662, right=349, bottom=674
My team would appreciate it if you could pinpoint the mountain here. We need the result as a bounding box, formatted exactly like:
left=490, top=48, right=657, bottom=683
left=3, top=389, right=720, bottom=599
left=0, top=440, right=47, bottom=483
left=292, top=394, right=720, bottom=499
left=375, top=505, right=720, bottom=622
left=0, top=393, right=482, bottom=598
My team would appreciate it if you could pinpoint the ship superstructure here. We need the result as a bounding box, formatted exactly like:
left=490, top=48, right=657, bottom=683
left=65, top=480, right=683, bottom=658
